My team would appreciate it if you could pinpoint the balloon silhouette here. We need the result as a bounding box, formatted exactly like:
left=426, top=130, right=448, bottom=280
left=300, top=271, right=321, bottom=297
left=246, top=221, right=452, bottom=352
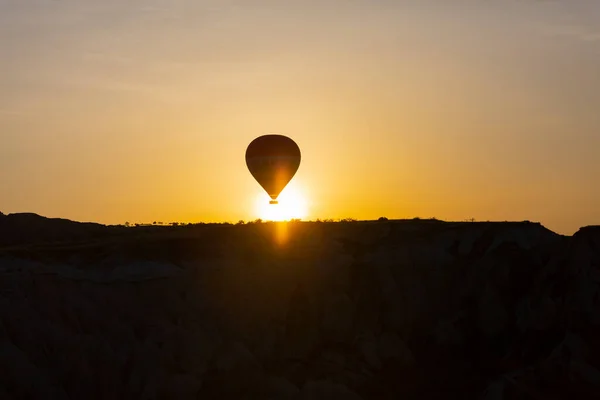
left=246, top=134, right=301, bottom=204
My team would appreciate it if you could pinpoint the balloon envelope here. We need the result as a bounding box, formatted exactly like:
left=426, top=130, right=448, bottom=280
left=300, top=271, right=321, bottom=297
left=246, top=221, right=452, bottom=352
left=245, top=134, right=301, bottom=203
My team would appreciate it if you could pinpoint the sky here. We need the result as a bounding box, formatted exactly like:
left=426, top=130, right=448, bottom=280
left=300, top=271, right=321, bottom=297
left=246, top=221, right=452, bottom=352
left=1, top=0, right=599, bottom=234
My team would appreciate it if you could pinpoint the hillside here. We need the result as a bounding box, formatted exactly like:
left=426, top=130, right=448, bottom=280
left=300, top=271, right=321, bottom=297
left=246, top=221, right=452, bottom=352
left=0, top=212, right=126, bottom=247
left=0, top=214, right=599, bottom=399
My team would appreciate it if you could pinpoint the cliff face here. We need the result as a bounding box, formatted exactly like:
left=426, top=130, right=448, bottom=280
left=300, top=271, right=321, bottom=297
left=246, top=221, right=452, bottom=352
left=0, top=220, right=598, bottom=399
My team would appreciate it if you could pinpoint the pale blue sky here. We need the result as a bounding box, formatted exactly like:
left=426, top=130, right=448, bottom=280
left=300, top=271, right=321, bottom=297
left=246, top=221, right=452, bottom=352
left=1, top=0, right=598, bottom=233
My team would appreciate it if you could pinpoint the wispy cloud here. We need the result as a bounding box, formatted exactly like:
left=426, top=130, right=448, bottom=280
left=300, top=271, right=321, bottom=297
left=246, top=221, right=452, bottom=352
left=525, top=0, right=600, bottom=44
left=0, top=109, right=25, bottom=117
left=542, top=23, right=600, bottom=43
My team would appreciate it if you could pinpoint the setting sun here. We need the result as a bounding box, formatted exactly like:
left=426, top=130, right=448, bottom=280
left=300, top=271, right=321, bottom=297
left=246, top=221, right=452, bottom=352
left=255, top=185, right=308, bottom=222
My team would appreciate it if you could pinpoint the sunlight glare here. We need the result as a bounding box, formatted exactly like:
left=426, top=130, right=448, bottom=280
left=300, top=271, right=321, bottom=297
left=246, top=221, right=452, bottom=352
left=255, top=184, right=308, bottom=221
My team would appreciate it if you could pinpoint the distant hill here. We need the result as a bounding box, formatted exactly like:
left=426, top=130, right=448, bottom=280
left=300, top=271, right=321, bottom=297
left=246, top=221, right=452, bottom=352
left=0, top=212, right=566, bottom=249
left=0, top=212, right=581, bottom=249
left=0, top=212, right=122, bottom=247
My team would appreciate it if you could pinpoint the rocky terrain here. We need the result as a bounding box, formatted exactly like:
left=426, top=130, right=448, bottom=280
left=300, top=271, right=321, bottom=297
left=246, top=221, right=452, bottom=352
left=0, top=213, right=599, bottom=399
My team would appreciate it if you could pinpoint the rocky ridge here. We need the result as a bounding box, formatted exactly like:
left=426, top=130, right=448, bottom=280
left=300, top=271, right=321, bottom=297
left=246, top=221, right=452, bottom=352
left=0, top=218, right=599, bottom=399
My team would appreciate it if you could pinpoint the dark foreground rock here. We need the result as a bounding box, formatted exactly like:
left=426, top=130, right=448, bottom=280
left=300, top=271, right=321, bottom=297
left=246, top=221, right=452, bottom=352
left=0, top=220, right=599, bottom=399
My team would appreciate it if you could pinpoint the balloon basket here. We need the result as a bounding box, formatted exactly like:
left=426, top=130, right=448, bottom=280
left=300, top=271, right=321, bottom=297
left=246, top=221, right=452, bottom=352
left=269, top=200, right=279, bottom=205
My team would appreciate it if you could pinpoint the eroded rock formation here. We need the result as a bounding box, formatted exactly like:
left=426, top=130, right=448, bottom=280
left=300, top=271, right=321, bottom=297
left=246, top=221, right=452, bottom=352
left=0, top=219, right=598, bottom=399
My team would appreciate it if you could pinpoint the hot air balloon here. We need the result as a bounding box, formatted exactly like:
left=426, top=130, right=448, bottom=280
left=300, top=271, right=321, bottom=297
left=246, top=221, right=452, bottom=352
left=245, top=134, right=301, bottom=205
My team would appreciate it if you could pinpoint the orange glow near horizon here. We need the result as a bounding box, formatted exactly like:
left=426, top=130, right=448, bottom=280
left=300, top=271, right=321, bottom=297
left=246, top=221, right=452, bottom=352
left=255, top=184, right=308, bottom=222
left=273, top=221, right=291, bottom=247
